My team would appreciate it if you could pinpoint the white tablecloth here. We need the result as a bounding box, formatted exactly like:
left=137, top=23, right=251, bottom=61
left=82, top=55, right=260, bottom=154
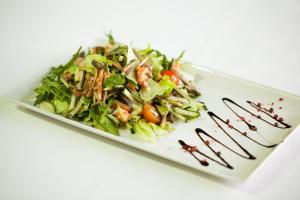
left=1, top=0, right=299, bottom=199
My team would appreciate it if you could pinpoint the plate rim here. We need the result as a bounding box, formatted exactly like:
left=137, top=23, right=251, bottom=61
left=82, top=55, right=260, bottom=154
left=6, top=64, right=300, bottom=181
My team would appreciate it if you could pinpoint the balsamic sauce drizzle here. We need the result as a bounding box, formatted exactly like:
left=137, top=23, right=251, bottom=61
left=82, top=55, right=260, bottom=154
left=178, top=97, right=292, bottom=169
left=246, top=100, right=291, bottom=129
left=208, top=111, right=277, bottom=149
left=223, top=98, right=291, bottom=129
left=179, top=139, right=233, bottom=169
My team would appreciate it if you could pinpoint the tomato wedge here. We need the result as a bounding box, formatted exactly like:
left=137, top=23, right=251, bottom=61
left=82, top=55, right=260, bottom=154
left=161, top=70, right=180, bottom=85
left=143, top=103, right=161, bottom=124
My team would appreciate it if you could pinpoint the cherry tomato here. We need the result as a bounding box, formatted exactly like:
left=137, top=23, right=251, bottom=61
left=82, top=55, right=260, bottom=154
left=161, top=70, right=180, bottom=85
left=143, top=103, right=161, bottom=124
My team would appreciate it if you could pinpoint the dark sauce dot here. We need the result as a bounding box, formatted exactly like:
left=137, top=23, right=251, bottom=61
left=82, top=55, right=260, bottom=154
left=257, top=102, right=261, bottom=107
left=200, top=159, right=209, bottom=166
left=249, top=125, right=257, bottom=131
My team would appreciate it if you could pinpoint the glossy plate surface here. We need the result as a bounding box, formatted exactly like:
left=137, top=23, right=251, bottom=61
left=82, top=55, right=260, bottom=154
left=8, top=64, right=300, bottom=181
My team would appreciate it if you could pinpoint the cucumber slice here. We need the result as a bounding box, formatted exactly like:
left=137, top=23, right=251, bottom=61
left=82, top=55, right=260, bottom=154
left=170, top=108, right=186, bottom=121
left=173, top=107, right=200, bottom=118
left=39, top=101, right=55, bottom=113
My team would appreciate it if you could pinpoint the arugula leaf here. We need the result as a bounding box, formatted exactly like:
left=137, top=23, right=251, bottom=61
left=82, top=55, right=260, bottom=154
left=107, top=45, right=128, bottom=66
left=89, top=100, right=119, bottom=135
left=106, top=31, right=115, bottom=45
left=99, top=115, right=119, bottom=135
left=34, top=47, right=81, bottom=105
left=48, top=47, right=82, bottom=80
left=176, top=50, right=185, bottom=60
left=139, top=47, right=170, bottom=70
left=103, top=74, right=126, bottom=89
left=34, top=77, right=71, bottom=105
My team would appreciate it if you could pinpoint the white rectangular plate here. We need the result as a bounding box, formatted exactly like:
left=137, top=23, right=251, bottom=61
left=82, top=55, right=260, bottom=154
left=8, top=64, right=300, bottom=181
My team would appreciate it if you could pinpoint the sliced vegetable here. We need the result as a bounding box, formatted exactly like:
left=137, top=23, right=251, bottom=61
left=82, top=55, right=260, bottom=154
left=173, top=107, right=200, bottom=118
left=39, top=101, right=55, bottom=113
left=53, top=99, right=69, bottom=114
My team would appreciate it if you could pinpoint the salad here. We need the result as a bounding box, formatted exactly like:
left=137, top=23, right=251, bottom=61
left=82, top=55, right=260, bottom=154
left=34, top=33, right=206, bottom=142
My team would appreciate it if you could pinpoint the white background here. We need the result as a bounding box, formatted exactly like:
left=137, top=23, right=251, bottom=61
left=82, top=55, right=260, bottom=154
left=1, top=0, right=300, bottom=199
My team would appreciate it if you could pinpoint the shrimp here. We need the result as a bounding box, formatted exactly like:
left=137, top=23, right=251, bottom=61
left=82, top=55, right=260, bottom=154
left=136, top=65, right=152, bottom=88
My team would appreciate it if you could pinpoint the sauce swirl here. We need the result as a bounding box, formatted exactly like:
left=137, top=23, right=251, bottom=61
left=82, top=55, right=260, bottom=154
left=178, top=97, right=292, bottom=169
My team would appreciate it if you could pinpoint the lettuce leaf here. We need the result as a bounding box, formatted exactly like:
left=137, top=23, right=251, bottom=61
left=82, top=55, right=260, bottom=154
left=140, top=76, right=175, bottom=102
left=83, top=54, right=112, bottom=73
left=129, top=118, right=169, bottom=142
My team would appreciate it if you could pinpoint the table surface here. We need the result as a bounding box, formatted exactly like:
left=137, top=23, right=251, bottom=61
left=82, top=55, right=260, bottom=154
left=1, top=0, right=300, bottom=199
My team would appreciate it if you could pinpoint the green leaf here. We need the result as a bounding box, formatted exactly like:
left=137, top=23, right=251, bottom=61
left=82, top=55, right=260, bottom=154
left=159, top=75, right=176, bottom=96
left=48, top=47, right=82, bottom=80
left=107, top=45, right=128, bottom=66
left=176, top=50, right=185, bottom=60
left=155, top=104, right=169, bottom=116
left=129, top=119, right=170, bottom=142
left=84, top=54, right=112, bottom=73
left=138, top=47, right=170, bottom=70
left=103, top=74, right=126, bottom=89
left=34, top=77, right=71, bottom=105
left=89, top=101, right=119, bottom=136
left=106, top=31, right=115, bottom=45
left=99, top=115, right=119, bottom=135
left=140, top=76, right=175, bottom=102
